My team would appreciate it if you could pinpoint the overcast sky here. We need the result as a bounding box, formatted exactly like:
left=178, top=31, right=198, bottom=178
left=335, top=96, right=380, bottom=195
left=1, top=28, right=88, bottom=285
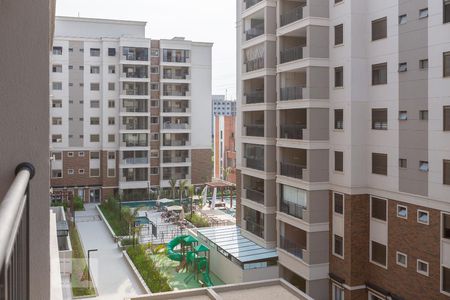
left=56, top=0, right=237, bottom=100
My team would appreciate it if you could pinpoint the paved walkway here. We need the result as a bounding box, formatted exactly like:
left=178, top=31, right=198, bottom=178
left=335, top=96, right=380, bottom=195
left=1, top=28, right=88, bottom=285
left=75, top=204, right=145, bottom=300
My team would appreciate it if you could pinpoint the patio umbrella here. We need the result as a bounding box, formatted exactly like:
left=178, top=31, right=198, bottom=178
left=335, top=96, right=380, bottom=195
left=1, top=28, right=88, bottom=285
left=211, top=187, right=217, bottom=210
left=201, top=186, right=208, bottom=209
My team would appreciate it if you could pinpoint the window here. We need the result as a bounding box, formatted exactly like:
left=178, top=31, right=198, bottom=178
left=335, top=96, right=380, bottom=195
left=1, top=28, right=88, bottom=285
left=334, top=24, right=343, bottom=45
left=90, top=83, right=100, bottom=91
left=52, top=100, right=62, bottom=108
left=397, top=205, right=408, bottom=218
left=399, top=110, right=408, bottom=120
left=445, top=0, right=450, bottom=23
left=372, top=63, right=388, bottom=85
left=398, top=62, right=407, bottom=72
left=444, top=160, right=450, bottom=185
left=396, top=251, right=407, bottom=268
left=108, top=152, right=116, bottom=160
left=332, top=284, right=344, bottom=300
left=334, top=0, right=343, bottom=3
left=52, top=46, right=62, bottom=55
left=79, top=66, right=84, bottom=71
left=399, top=14, right=407, bottom=25
left=444, top=52, right=450, bottom=77
left=108, top=82, right=115, bottom=91
left=150, top=167, right=159, bottom=175
left=151, top=133, right=159, bottom=141
left=419, top=110, right=428, bottom=120
left=80, top=48, right=84, bottom=52
left=52, top=64, right=62, bottom=73
left=151, top=100, right=159, bottom=107
left=372, top=108, right=388, bottom=130
left=69, top=65, right=73, bottom=70
left=151, top=83, right=159, bottom=91
left=151, top=49, right=159, bottom=57
left=108, top=100, right=115, bottom=108
left=443, top=266, right=450, bottom=293
left=52, top=117, right=62, bottom=125
left=90, top=117, right=100, bottom=125
left=79, top=83, right=84, bottom=87
left=67, top=152, right=74, bottom=158
left=69, top=83, right=73, bottom=87
left=151, top=117, right=159, bottom=124
left=51, top=170, right=62, bottom=178
left=90, top=66, right=100, bottom=74
left=419, top=161, right=429, bottom=172
left=335, top=67, right=343, bottom=87
left=334, top=193, right=344, bottom=215
left=90, top=168, right=100, bottom=177
left=371, top=241, right=387, bottom=267
left=108, top=168, right=116, bottom=177
left=78, top=169, right=85, bottom=175
left=52, top=134, right=62, bottom=143
left=90, top=48, right=100, bottom=56
left=78, top=151, right=85, bottom=157
left=371, top=197, right=387, bottom=221
left=150, top=150, right=159, bottom=158
left=90, top=100, right=100, bottom=108
left=334, top=109, right=344, bottom=129
left=443, top=214, right=450, bottom=239
left=52, top=152, right=62, bottom=161
left=108, top=48, right=116, bottom=56
left=372, top=17, right=387, bottom=41
left=52, top=82, right=62, bottom=90
left=417, top=260, right=429, bottom=276
left=107, top=134, right=115, bottom=143
left=419, top=8, right=428, bottom=19
left=90, top=134, right=100, bottom=143
left=417, top=210, right=429, bottom=225
left=108, top=65, right=115, bottom=74
left=399, top=158, right=407, bottom=169
left=108, top=117, right=115, bottom=125
left=333, top=234, right=344, bottom=257
left=151, top=66, right=159, bottom=74
left=335, top=151, right=344, bottom=172
left=419, top=59, right=428, bottom=69
left=68, top=169, right=74, bottom=175
left=90, top=152, right=100, bottom=160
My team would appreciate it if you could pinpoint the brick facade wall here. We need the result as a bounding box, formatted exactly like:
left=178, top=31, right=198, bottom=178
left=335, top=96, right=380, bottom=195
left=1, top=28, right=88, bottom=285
left=191, top=148, right=212, bottom=184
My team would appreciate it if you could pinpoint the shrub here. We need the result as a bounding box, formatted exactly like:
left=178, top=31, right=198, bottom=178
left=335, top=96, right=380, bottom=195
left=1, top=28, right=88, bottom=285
left=186, top=213, right=209, bottom=227
left=73, top=196, right=84, bottom=211
left=99, top=197, right=128, bottom=236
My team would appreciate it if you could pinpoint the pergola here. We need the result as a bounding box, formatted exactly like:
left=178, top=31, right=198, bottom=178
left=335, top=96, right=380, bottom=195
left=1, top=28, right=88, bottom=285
left=205, top=179, right=236, bottom=208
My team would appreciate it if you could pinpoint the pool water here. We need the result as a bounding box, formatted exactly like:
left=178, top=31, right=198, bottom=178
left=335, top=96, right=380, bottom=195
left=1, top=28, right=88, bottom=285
left=121, top=196, right=237, bottom=210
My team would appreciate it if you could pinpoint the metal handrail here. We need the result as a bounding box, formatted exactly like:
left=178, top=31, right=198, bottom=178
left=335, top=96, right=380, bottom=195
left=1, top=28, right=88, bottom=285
left=280, top=6, right=304, bottom=27
left=0, top=163, right=34, bottom=300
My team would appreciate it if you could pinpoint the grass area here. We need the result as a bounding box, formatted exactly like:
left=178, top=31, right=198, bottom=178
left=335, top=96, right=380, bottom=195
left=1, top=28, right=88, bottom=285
left=69, top=223, right=96, bottom=297
left=186, top=212, right=209, bottom=228
left=126, top=245, right=172, bottom=293
left=99, top=204, right=128, bottom=236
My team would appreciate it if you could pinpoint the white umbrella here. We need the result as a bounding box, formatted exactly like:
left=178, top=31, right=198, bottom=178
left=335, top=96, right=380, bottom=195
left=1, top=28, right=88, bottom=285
left=201, top=186, right=208, bottom=209
left=211, top=187, right=217, bottom=210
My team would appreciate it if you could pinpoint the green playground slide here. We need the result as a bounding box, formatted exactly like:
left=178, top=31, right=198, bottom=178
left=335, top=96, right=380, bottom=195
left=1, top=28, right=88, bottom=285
left=201, top=271, right=213, bottom=287
left=167, top=235, right=186, bottom=261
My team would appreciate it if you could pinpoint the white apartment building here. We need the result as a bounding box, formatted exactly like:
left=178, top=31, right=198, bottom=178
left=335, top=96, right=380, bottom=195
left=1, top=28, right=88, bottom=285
left=50, top=16, right=212, bottom=202
left=237, top=0, right=450, bottom=299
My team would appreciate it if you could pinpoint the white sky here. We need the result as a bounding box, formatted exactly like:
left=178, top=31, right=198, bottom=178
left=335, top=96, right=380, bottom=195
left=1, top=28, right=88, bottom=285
left=56, top=0, right=237, bottom=100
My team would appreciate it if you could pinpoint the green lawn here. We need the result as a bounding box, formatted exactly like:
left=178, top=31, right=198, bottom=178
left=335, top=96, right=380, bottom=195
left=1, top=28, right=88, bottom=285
left=99, top=205, right=128, bottom=236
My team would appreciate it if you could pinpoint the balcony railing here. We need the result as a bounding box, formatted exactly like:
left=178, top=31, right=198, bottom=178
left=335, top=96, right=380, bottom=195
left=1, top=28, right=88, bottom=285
left=245, top=188, right=264, bottom=204
left=121, top=72, right=148, bottom=79
left=163, top=107, right=189, bottom=113
left=245, top=124, right=264, bottom=137
left=123, top=106, right=148, bottom=113
left=280, top=162, right=305, bottom=179
left=163, top=91, right=190, bottom=97
left=0, top=163, right=35, bottom=300
left=163, top=140, right=188, bottom=147
left=245, top=91, right=264, bottom=104
left=122, top=140, right=148, bottom=147
left=280, top=6, right=304, bottom=27
left=124, top=89, right=148, bottom=96
left=163, top=73, right=190, bottom=80
left=280, top=46, right=304, bottom=64
left=163, top=156, right=189, bottom=163
left=245, top=0, right=263, bottom=9
left=280, top=86, right=303, bottom=101
left=122, top=54, right=148, bottom=61
left=163, top=173, right=189, bottom=180
left=280, top=200, right=306, bottom=220
left=245, top=157, right=264, bottom=171
left=245, top=23, right=264, bottom=41
left=280, top=235, right=306, bottom=259
left=245, top=57, right=264, bottom=72
left=280, top=125, right=305, bottom=140
left=244, top=219, right=264, bottom=238
left=163, top=57, right=190, bottom=63
left=122, top=157, right=149, bottom=165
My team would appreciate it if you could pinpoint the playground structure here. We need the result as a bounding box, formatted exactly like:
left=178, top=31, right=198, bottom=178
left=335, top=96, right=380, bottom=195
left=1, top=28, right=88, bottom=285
left=166, top=235, right=213, bottom=287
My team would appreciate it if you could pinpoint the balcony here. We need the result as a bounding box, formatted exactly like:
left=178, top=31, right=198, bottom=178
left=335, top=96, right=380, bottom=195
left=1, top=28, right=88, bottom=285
left=162, top=133, right=190, bottom=147
left=122, top=47, right=148, bottom=62
left=245, top=23, right=264, bottom=41
left=245, top=157, right=264, bottom=171
left=122, top=168, right=149, bottom=182
left=280, top=46, right=304, bottom=64
left=245, top=57, right=264, bottom=72
left=162, top=49, right=190, bottom=63
left=122, top=99, right=148, bottom=113
left=163, top=67, right=190, bottom=80
left=121, top=116, right=148, bottom=131
left=244, top=0, right=263, bottom=10
left=121, top=133, right=148, bottom=147
left=280, top=125, right=304, bottom=140
left=163, top=101, right=190, bottom=113
left=280, top=6, right=304, bottom=27
left=122, top=82, right=148, bottom=96
left=245, top=90, right=264, bottom=104
left=280, top=200, right=306, bottom=220
left=245, top=188, right=265, bottom=204
left=280, top=162, right=305, bottom=180
left=280, top=86, right=304, bottom=101
left=245, top=219, right=264, bottom=238
left=279, top=235, right=305, bottom=259
left=163, top=151, right=190, bottom=164
left=121, top=65, right=148, bottom=79
left=245, top=124, right=264, bottom=137
left=163, top=123, right=190, bottom=130
left=121, top=155, right=149, bottom=165
left=162, top=167, right=190, bottom=180
left=163, top=84, right=190, bottom=97
left=280, top=109, right=307, bottom=140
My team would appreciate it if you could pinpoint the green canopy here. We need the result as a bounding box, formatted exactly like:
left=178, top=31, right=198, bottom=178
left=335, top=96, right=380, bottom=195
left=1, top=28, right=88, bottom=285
left=195, top=244, right=210, bottom=253
left=183, top=235, right=198, bottom=244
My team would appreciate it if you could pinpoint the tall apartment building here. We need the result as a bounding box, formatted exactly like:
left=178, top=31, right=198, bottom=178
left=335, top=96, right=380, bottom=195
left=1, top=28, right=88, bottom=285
left=214, top=115, right=237, bottom=183
left=237, top=0, right=450, bottom=299
left=50, top=17, right=212, bottom=202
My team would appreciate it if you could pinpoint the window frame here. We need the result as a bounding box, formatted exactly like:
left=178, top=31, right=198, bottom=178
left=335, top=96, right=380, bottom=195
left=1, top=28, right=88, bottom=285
left=396, top=251, right=408, bottom=268
left=419, top=8, right=429, bottom=19
left=444, top=52, right=450, bottom=77
left=334, top=66, right=344, bottom=88
left=372, top=63, right=388, bottom=85
left=372, top=153, right=388, bottom=175
left=397, top=204, right=408, bottom=219
left=417, top=259, right=429, bottom=276
left=370, top=196, right=387, bottom=222
left=334, top=151, right=344, bottom=172
left=445, top=0, right=450, bottom=24
left=370, top=240, right=387, bottom=268
left=333, top=234, right=344, bottom=259
left=333, top=192, right=344, bottom=215
left=371, top=17, right=387, bottom=41
left=334, top=24, right=344, bottom=46
left=417, top=209, right=430, bottom=225
left=334, top=109, right=344, bottom=130
left=332, top=283, right=344, bottom=300
left=399, top=14, right=407, bottom=25
left=399, top=158, right=407, bottom=169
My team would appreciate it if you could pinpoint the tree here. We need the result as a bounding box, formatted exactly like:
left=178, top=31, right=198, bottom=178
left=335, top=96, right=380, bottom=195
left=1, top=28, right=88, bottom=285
left=168, top=178, right=178, bottom=199
left=178, top=179, right=188, bottom=202
left=222, top=167, right=232, bottom=181
left=122, top=207, right=140, bottom=237
left=187, top=184, right=195, bottom=214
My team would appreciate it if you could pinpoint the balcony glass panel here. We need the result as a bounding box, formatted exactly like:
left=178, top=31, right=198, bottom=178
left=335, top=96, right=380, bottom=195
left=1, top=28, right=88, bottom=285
left=280, top=46, right=304, bottom=64
left=280, top=6, right=304, bottom=27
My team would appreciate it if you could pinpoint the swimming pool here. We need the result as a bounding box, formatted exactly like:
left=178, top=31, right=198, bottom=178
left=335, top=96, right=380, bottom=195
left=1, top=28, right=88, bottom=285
left=121, top=196, right=237, bottom=210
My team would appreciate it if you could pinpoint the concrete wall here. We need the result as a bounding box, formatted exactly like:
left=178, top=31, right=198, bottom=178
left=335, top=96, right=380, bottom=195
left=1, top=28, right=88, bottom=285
left=0, top=0, right=54, bottom=298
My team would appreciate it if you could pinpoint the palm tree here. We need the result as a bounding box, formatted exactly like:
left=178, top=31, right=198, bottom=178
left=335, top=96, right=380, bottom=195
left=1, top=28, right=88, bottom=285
left=178, top=179, right=188, bottom=202
left=168, top=178, right=178, bottom=199
left=222, top=167, right=232, bottom=181
left=187, top=184, right=195, bottom=215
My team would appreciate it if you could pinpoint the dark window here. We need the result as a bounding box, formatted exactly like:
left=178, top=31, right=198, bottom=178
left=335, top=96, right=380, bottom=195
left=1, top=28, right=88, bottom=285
left=444, top=160, right=450, bottom=185
left=371, top=197, right=387, bottom=221
left=335, top=67, right=344, bottom=87
left=371, top=241, right=387, bottom=266
left=372, top=108, right=388, bottom=130
left=398, top=62, right=407, bottom=72
left=335, top=0, right=343, bottom=3
left=372, top=17, right=387, bottom=41
left=335, top=151, right=343, bottom=172
left=52, top=46, right=62, bottom=55
left=399, top=158, right=407, bottom=168
left=334, top=193, right=344, bottom=214
left=335, top=24, right=343, bottom=45
left=335, top=109, right=344, bottom=129
left=444, top=52, right=450, bottom=77
left=372, top=63, right=388, bottom=85
left=443, top=266, right=450, bottom=292
left=372, top=153, right=388, bottom=175
left=443, top=214, right=450, bottom=239
left=108, top=48, right=116, bottom=56
left=334, top=235, right=343, bottom=256
left=419, top=8, right=428, bottom=19
left=445, top=0, right=450, bottom=23
left=399, top=14, right=407, bottom=25
left=444, top=106, right=450, bottom=131
left=419, top=59, right=428, bottom=69
left=419, top=110, right=428, bottom=120
left=90, top=48, right=100, bottom=57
